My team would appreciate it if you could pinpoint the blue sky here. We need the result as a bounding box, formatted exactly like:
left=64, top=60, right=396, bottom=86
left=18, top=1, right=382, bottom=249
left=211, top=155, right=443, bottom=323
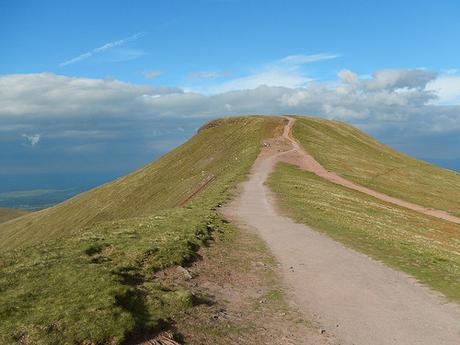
left=3, top=1, right=460, bottom=83
left=1, top=0, right=460, bottom=191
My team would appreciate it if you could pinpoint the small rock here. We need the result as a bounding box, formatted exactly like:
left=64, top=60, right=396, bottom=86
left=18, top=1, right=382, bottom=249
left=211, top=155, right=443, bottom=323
left=319, top=328, right=326, bottom=335
left=177, top=266, right=192, bottom=280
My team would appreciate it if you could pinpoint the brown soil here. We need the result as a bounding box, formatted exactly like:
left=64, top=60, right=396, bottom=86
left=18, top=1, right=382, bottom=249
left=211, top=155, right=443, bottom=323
left=133, top=224, right=335, bottom=345
left=173, top=226, right=336, bottom=345
left=222, top=116, right=460, bottom=345
left=280, top=116, right=460, bottom=224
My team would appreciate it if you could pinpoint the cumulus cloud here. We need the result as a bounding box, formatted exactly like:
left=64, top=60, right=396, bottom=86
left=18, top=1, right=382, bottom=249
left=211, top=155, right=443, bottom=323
left=22, top=134, right=40, bottom=146
left=2, top=67, right=460, bottom=175
left=0, top=70, right=458, bottom=131
left=427, top=72, right=460, bottom=105
left=0, top=73, right=181, bottom=117
left=280, top=69, right=440, bottom=123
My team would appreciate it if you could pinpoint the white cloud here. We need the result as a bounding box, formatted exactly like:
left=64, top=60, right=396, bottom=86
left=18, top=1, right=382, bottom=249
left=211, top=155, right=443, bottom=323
left=2, top=68, right=460, bottom=173
left=1, top=69, right=459, bottom=142
left=279, top=53, right=340, bottom=65
left=205, top=53, right=339, bottom=93
left=187, top=70, right=233, bottom=80
left=338, top=69, right=358, bottom=84
left=143, top=70, right=163, bottom=80
left=59, top=32, right=145, bottom=67
left=0, top=73, right=181, bottom=117
left=211, top=69, right=312, bottom=93
left=22, top=133, right=40, bottom=146
left=426, top=73, right=460, bottom=105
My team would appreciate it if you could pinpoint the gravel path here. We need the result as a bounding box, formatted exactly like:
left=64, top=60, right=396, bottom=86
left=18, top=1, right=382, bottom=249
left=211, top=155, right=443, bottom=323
left=222, top=117, right=460, bottom=345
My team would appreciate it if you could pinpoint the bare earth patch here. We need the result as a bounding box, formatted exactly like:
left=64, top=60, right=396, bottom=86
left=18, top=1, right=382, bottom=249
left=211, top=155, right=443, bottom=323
left=134, top=223, right=335, bottom=345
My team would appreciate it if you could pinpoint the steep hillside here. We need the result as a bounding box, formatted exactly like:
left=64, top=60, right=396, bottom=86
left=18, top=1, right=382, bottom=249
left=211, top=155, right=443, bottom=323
left=0, top=208, right=29, bottom=224
left=292, top=116, right=460, bottom=217
left=0, top=116, right=283, bottom=251
left=0, top=116, right=283, bottom=344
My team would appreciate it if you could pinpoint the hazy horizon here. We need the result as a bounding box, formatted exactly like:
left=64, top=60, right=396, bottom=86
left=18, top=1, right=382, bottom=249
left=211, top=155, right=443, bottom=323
left=1, top=1, right=460, bottom=202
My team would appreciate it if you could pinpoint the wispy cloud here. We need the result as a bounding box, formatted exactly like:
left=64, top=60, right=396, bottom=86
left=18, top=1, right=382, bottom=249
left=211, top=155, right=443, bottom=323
left=279, top=53, right=340, bottom=66
left=59, top=32, right=145, bottom=67
left=143, top=70, right=163, bottom=80
left=205, top=53, right=340, bottom=93
left=186, top=70, right=233, bottom=80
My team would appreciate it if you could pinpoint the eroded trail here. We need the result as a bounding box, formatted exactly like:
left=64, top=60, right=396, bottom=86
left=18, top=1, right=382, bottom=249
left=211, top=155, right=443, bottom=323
left=222, top=117, right=460, bottom=345
left=280, top=117, right=460, bottom=224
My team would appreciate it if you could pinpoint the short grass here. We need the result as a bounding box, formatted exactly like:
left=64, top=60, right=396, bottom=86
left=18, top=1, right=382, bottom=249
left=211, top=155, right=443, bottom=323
left=0, top=208, right=215, bottom=345
left=0, top=116, right=283, bottom=250
left=0, top=208, right=29, bottom=224
left=292, top=116, right=460, bottom=216
left=268, top=163, right=460, bottom=302
left=0, top=116, right=283, bottom=344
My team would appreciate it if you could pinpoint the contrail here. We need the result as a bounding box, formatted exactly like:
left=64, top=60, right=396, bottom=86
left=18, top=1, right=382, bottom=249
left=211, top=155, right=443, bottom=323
left=59, top=32, right=145, bottom=67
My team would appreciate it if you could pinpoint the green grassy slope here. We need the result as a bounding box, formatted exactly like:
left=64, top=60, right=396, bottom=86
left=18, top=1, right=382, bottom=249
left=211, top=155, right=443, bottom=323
left=292, top=116, right=460, bottom=216
left=269, top=163, right=460, bottom=302
left=0, top=116, right=282, bottom=251
left=0, top=116, right=283, bottom=344
left=0, top=208, right=29, bottom=224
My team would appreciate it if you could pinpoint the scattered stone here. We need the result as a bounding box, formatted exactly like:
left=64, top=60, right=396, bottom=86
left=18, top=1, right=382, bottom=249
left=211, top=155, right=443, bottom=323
left=176, top=266, right=192, bottom=280
left=319, top=328, right=326, bottom=335
left=146, top=331, right=181, bottom=345
left=211, top=308, right=228, bottom=321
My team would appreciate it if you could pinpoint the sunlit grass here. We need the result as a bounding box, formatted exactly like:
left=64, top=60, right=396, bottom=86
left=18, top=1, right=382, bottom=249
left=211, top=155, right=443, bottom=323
left=0, top=116, right=283, bottom=344
left=268, top=163, right=460, bottom=302
left=292, top=116, right=460, bottom=216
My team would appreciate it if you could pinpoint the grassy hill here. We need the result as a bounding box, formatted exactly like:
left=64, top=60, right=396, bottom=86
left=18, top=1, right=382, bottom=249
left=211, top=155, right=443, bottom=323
left=269, top=164, right=460, bottom=302
left=268, top=116, right=460, bottom=302
left=0, top=208, right=29, bottom=224
left=0, top=116, right=282, bottom=251
left=292, top=116, right=460, bottom=217
left=0, top=116, right=283, bottom=344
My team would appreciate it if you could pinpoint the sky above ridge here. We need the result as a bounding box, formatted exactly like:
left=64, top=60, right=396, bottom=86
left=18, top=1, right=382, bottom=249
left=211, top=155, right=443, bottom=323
left=1, top=0, right=460, bottom=191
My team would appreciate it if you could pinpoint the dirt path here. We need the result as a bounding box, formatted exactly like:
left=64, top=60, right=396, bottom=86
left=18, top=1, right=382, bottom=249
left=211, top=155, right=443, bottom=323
left=222, top=117, right=460, bottom=345
left=280, top=117, right=460, bottom=224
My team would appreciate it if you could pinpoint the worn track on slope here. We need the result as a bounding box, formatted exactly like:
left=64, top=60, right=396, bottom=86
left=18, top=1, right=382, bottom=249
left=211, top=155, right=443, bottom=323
left=280, top=117, right=460, bottom=224
left=222, top=116, right=460, bottom=345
